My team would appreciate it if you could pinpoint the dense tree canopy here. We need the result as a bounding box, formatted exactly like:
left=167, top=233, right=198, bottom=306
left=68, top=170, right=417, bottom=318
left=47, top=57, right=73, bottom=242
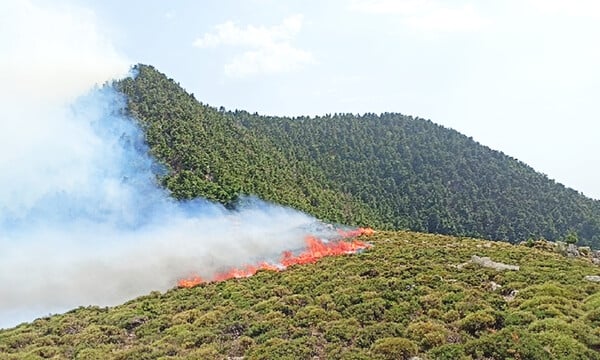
left=115, top=64, right=600, bottom=248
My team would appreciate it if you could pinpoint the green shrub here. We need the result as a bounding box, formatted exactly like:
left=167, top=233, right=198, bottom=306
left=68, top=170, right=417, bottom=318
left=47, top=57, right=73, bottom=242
left=585, top=308, right=600, bottom=327
left=458, top=309, right=498, bottom=336
left=246, top=337, right=314, bottom=360
left=570, top=320, right=600, bottom=347
left=382, top=302, right=411, bottom=324
left=454, top=297, right=488, bottom=314
left=355, top=322, right=403, bottom=348
left=295, top=305, right=334, bottom=327
left=518, top=295, right=581, bottom=318
left=135, top=315, right=172, bottom=338
left=326, top=346, right=372, bottom=360
left=464, top=328, right=547, bottom=359
left=184, top=344, right=222, bottom=359
left=504, top=310, right=537, bottom=326
left=526, top=318, right=600, bottom=352
left=370, top=337, right=418, bottom=360
left=171, top=309, right=202, bottom=325
left=75, top=325, right=125, bottom=347
left=419, top=292, right=442, bottom=310
left=427, top=344, right=468, bottom=360
left=104, top=309, right=147, bottom=331
left=405, top=320, right=449, bottom=348
left=229, top=335, right=255, bottom=357
left=584, top=292, right=600, bottom=311
left=324, top=319, right=360, bottom=344
left=162, top=324, right=196, bottom=348
left=75, top=347, right=112, bottom=360
left=536, top=331, right=600, bottom=360
left=316, top=293, right=336, bottom=311
left=193, top=310, right=224, bottom=327
left=528, top=318, right=571, bottom=333
left=441, top=290, right=465, bottom=306
left=518, top=282, right=578, bottom=300
left=347, top=298, right=388, bottom=325
left=441, top=309, right=460, bottom=323
left=113, top=345, right=165, bottom=360
left=25, top=346, right=62, bottom=359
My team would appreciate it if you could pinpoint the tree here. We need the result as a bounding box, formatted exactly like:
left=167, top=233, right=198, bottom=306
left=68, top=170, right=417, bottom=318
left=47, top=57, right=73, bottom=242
left=564, top=230, right=579, bottom=245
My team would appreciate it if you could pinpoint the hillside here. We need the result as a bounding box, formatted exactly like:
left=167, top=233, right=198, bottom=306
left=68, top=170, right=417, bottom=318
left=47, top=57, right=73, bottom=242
left=2, top=231, right=599, bottom=359
left=115, top=65, right=600, bottom=247
left=3, top=66, right=600, bottom=358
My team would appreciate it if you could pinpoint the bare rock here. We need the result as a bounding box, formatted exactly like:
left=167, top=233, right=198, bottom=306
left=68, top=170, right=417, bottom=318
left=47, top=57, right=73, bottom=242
left=584, top=275, right=600, bottom=283
left=566, top=244, right=580, bottom=257
left=579, top=246, right=591, bottom=256
left=488, top=281, right=502, bottom=291
left=471, top=255, right=519, bottom=271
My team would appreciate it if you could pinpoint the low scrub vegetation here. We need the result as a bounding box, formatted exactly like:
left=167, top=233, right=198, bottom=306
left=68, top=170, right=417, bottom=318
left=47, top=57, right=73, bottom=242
left=1, top=231, right=599, bottom=359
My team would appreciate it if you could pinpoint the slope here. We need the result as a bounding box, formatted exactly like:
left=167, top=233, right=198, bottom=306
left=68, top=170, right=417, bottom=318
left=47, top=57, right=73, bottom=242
left=115, top=64, right=600, bottom=247
left=115, top=65, right=377, bottom=225
left=1, top=231, right=599, bottom=359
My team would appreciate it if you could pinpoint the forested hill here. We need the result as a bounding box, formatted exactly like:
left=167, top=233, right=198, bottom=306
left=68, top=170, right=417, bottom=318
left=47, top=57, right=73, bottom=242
left=115, top=64, right=600, bottom=248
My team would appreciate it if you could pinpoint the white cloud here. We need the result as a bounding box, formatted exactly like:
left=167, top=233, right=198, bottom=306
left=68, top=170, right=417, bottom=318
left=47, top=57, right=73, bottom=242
left=0, top=0, right=129, bottom=105
left=528, top=0, right=600, bottom=19
left=350, top=0, right=490, bottom=32
left=223, top=42, right=314, bottom=78
left=0, top=0, right=130, bottom=213
left=193, top=14, right=315, bottom=77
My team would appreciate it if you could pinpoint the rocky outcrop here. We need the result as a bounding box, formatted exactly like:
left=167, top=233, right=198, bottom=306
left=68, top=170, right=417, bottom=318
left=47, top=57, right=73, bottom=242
left=457, top=255, right=520, bottom=271
left=584, top=275, right=600, bottom=283
left=522, top=240, right=600, bottom=265
left=471, top=255, right=520, bottom=271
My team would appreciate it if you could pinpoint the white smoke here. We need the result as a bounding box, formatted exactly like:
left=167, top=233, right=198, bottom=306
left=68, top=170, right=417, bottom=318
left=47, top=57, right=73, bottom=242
left=0, top=1, right=335, bottom=328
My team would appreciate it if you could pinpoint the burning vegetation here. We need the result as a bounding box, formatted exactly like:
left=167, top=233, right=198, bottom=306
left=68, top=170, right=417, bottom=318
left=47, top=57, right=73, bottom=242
left=3, top=231, right=600, bottom=359
left=177, top=227, right=374, bottom=288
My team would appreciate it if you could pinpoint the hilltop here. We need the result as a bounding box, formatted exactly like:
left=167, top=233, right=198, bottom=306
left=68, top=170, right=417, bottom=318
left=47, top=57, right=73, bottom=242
left=1, top=231, right=599, bottom=359
left=115, top=65, right=600, bottom=247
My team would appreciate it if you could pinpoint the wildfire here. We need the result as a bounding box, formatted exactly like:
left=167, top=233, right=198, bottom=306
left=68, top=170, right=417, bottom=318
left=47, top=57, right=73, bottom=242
left=177, top=227, right=374, bottom=288
left=337, top=227, right=375, bottom=237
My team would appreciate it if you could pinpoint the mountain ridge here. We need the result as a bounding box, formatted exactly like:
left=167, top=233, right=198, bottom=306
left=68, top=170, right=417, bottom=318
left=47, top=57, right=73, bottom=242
left=115, top=64, right=600, bottom=248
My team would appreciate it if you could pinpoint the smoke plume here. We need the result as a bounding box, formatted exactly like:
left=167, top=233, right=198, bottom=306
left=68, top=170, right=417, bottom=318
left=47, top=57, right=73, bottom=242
left=0, top=1, right=335, bottom=328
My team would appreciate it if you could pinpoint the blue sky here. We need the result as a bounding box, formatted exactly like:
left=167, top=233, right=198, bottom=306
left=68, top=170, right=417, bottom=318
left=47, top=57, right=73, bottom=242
left=3, top=0, right=600, bottom=199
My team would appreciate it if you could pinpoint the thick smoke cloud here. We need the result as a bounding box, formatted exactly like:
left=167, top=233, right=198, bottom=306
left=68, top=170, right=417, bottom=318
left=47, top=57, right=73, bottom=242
left=0, top=1, right=334, bottom=328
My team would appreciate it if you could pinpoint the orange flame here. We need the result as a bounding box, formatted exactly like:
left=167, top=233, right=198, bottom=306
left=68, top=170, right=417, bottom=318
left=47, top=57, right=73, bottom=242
left=337, top=227, right=376, bottom=237
left=177, top=275, right=204, bottom=288
left=177, top=227, right=374, bottom=288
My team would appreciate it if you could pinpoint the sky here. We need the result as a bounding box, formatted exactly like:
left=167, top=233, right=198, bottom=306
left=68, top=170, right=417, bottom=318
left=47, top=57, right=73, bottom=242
left=3, top=0, right=600, bottom=200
